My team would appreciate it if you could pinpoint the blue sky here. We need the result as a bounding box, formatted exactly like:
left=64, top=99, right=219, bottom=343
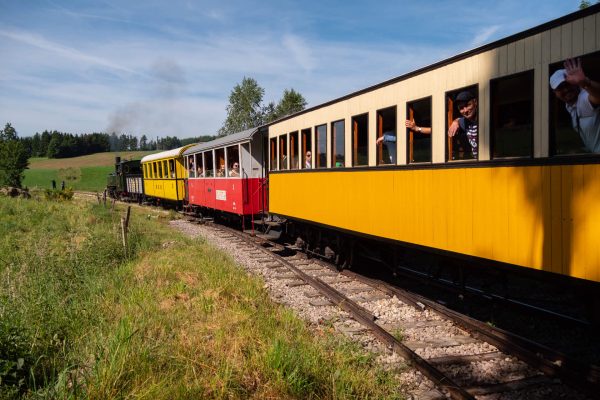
left=0, top=1, right=580, bottom=138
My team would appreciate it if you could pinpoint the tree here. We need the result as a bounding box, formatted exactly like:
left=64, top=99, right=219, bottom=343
left=219, top=77, right=265, bottom=136
left=0, top=123, right=29, bottom=187
left=271, top=88, right=307, bottom=122
left=139, top=135, right=148, bottom=150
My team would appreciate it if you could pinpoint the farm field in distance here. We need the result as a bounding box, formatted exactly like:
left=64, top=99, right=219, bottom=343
left=0, top=194, right=403, bottom=399
left=23, top=151, right=154, bottom=192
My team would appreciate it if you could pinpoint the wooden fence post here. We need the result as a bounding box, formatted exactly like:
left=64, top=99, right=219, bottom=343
left=121, top=206, right=131, bottom=255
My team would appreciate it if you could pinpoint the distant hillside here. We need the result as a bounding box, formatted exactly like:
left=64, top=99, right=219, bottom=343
left=29, top=151, right=157, bottom=169
left=24, top=151, right=157, bottom=191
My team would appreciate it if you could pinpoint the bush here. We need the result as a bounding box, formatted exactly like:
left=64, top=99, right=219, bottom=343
left=43, top=188, right=74, bottom=201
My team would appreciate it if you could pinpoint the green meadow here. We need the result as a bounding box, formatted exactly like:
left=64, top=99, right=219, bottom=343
left=23, top=152, right=153, bottom=192
left=0, top=195, right=405, bottom=399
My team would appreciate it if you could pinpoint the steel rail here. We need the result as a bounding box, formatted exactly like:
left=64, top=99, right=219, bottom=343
left=216, top=225, right=476, bottom=400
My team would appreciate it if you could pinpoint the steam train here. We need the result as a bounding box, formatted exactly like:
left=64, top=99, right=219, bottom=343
left=109, top=6, right=600, bottom=299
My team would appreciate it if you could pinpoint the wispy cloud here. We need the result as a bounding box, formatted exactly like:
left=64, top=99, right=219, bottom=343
left=0, top=28, right=141, bottom=77
left=470, top=25, right=501, bottom=47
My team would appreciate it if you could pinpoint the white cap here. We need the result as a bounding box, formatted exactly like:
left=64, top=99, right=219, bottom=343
left=549, top=69, right=566, bottom=90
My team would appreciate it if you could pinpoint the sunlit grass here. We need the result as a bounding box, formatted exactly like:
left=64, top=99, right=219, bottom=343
left=0, top=196, right=406, bottom=399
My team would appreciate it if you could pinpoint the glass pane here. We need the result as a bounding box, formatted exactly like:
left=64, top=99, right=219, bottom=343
left=279, top=135, right=288, bottom=170
left=332, top=120, right=345, bottom=167
left=316, top=124, right=327, bottom=168
left=492, top=72, right=533, bottom=158
left=352, top=114, right=368, bottom=166
left=407, top=98, right=432, bottom=163
left=270, top=138, right=277, bottom=170
left=302, top=128, right=312, bottom=169
left=215, top=149, right=225, bottom=177
left=204, top=152, right=214, bottom=177
left=377, top=107, right=397, bottom=165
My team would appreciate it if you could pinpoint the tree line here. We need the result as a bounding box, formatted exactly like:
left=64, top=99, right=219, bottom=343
left=19, top=131, right=217, bottom=159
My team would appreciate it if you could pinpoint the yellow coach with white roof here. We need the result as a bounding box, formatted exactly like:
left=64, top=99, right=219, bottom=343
left=141, top=145, right=194, bottom=202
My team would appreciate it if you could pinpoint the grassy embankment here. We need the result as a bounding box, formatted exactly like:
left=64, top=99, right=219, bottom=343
left=0, top=195, right=405, bottom=399
left=23, top=151, right=154, bottom=192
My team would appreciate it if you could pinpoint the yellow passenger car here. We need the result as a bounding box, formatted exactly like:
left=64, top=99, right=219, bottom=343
left=141, top=145, right=195, bottom=203
left=267, top=6, right=600, bottom=285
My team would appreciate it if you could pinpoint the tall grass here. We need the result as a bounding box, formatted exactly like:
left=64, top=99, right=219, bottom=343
left=0, top=196, right=405, bottom=399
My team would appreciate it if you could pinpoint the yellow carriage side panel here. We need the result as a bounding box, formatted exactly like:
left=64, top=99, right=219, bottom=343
left=270, top=164, right=600, bottom=282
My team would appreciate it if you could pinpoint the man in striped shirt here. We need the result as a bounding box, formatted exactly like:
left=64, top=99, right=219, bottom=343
left=448, top=91, right=478, bottom=159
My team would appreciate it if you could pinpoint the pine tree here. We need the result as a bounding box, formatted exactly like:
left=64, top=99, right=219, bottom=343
left=0, top=123, right=29, bottom=187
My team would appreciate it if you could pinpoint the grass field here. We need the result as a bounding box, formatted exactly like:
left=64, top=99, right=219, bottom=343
left=23, top=151, right=155, bottom=192
left=0, top=195, right=405, bottom=399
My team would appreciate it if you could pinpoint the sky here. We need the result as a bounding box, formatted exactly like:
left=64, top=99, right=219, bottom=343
left=0, top=1, right=582, bottom=139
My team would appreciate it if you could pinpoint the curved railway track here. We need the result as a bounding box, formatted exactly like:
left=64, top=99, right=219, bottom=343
left=171, top=217, right=598, bottom=400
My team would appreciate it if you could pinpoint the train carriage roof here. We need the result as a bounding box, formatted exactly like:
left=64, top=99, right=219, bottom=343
left=183, top=127, right=259, bottom=155
left=141, top=144, right=195, bottom=163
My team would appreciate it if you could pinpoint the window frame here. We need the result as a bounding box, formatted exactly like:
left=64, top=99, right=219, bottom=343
left=445, top=84, right=479, bottom=162
left=490, top=70, right=535, bottom=159
left=331, top=119, right=345, bottom=168
left=315, top=124, right=327, bottom=169
left=406, top=96, right=432, bottom=164
left=376, top=105, right=397, bottom=166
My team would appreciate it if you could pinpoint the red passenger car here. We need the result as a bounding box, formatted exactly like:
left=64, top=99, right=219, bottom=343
left=183, top=127, right=268, bottom=222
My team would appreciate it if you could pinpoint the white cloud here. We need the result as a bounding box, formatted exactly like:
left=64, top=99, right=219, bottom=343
left=470, top=25, right=501, bottom=47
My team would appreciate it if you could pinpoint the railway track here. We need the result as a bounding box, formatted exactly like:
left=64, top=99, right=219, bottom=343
left=172, top=217, right=598, bottom=400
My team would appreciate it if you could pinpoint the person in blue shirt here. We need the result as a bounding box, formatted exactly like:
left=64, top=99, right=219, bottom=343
left=376, top=131, right=397, bottom=163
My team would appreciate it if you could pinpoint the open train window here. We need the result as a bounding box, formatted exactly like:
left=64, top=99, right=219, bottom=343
left=226, top=145, right=240, bottom=177
left=331, top=120, right=345, bottom=167
left=377, top=106, right=397, bottom=165
left=204, top=151, right=214, bottom=177
left=352, top=113, right=368, bottom=166
left=301, top=128, right=312, bottom=169
left=269, top=137, right=277, bottom=171
left=215, top=148, right=225, bottom=177
left=279, top=135, right=288, bottom=170
left=290, top=131, right=299, bottom=170
left=315, top=124, right=327, bottom=168
left=168, top=159, right=175, bottom=178
left=186, top=156, right=193, bottom=178
left=550, top=51, right=600, bottom=155
left=407, top=97, right=432, bottom=163
left=152, top=162, right=157, bottom=179
left=446, top=84, right=479, bottom=161
left=491, top=71, right=534, bottom=158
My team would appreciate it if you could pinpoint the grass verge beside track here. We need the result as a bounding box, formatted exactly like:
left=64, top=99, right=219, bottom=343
left=0, top=195, right=404, bottom=399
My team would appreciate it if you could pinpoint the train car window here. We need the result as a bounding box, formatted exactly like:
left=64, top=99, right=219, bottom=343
left=377, top=106, right=397, bottom=165
left=226, top=145, right=240, bottom=177
left=549, top=52, right=600, bottom=155
left=279, top=135, right=288, bottom=170
left=215, top=148, right=225, bottom=177
left=331, top=120, right=345, bottom=167
left=162, top=160, right=168, bottom=178
left=142, top=164, right=147, bottom=178
left=187, top=156, right=195, bottom=178
left=195, top=154, right=202, bottom=177
left=204, top=151, right=214, bottom=177
left=168, top=159, right=175, bottom=178
left=352, top=113, right=368, bottom=166
left=290, top=131, right=299, bottom=170
left=446, top=84, right=478, bottom=161
left=491, top=71, right=533, bottom=158
left=301, top=128, right=312, bottom=169
left=269, top=137, right=277, bottom=171
left=315, top=124, right=327, bottom=168
left=407, top=98, right=432, bottom=163
left=157, top=161, right=163, bottom=178
left=152, top=162, right=157, bottom=179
